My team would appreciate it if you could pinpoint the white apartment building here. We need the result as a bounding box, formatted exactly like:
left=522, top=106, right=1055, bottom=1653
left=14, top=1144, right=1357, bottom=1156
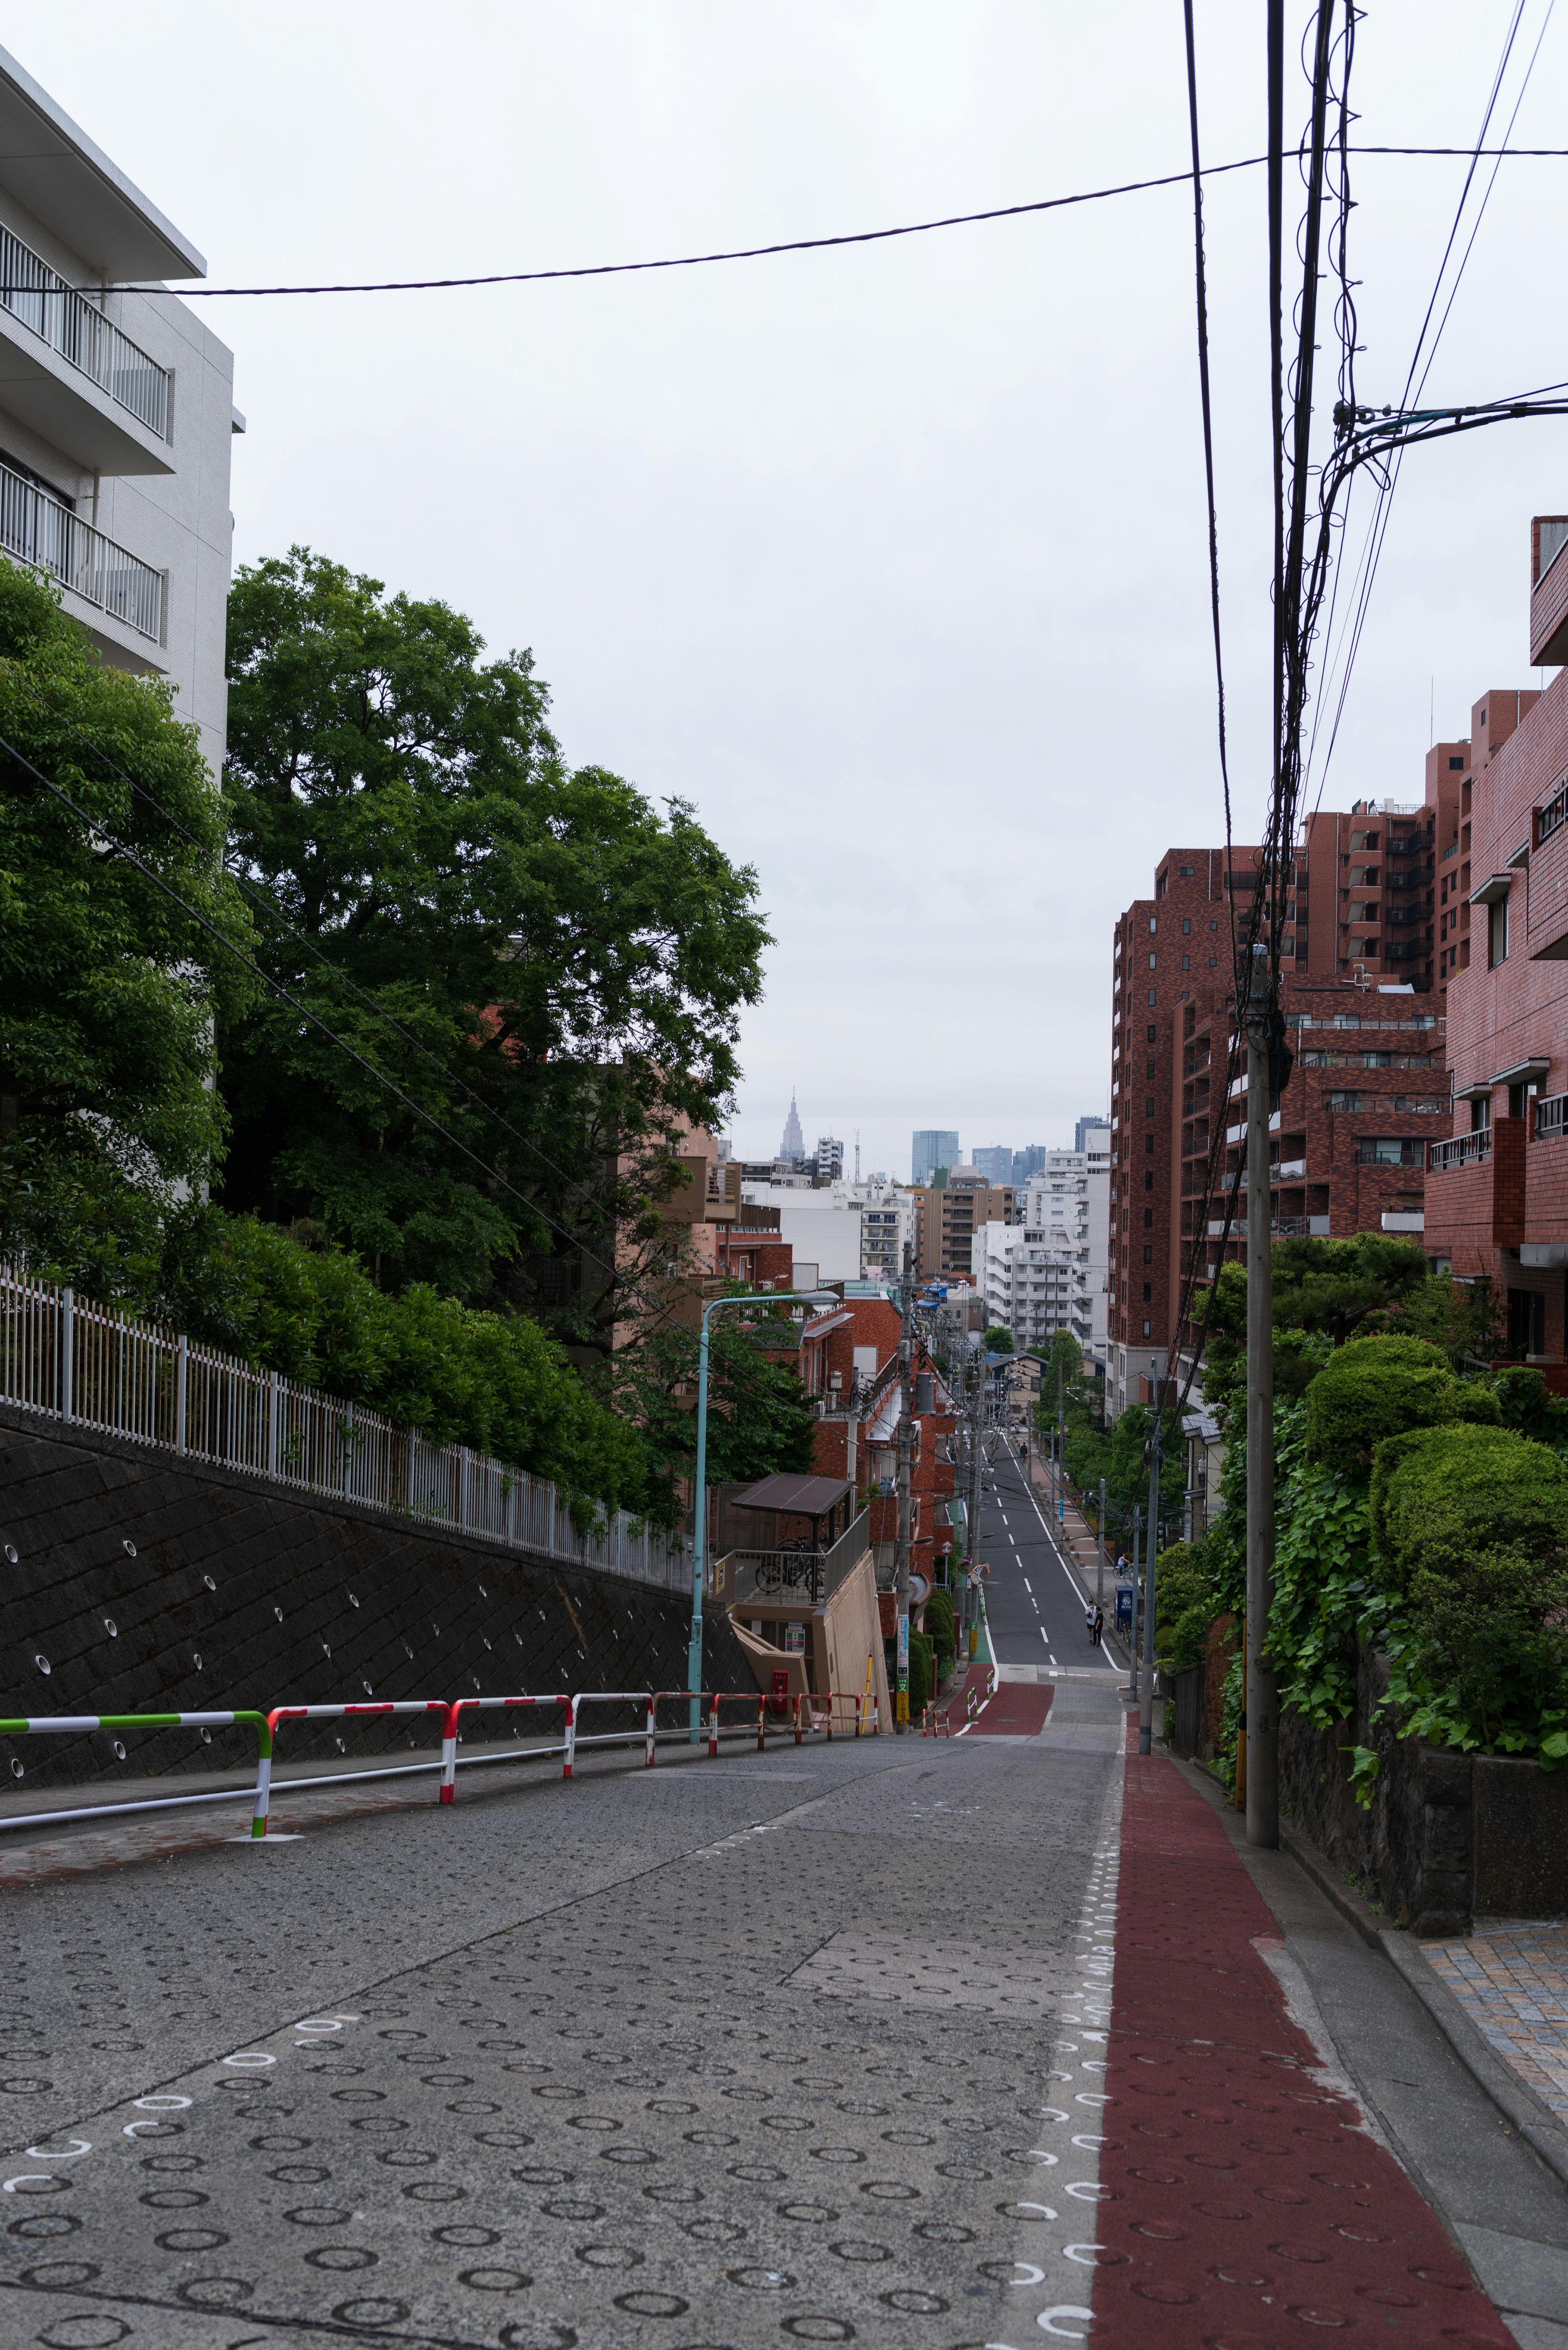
left=0, top=51, right=238, bottom=775
left=971, top=1146, right=1112, bottom=1360
left=740, top=1172, right=915, bottom=1284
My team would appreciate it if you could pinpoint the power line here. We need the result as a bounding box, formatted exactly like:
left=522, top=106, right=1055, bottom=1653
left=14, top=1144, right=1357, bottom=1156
left=0, top=729, right=623, bottom=1287
left=65, top=145, right=1568, bottom=300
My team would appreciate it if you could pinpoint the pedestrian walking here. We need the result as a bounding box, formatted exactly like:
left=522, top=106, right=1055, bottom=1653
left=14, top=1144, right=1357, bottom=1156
left=1091, top=1604, right=1104, bottom=1647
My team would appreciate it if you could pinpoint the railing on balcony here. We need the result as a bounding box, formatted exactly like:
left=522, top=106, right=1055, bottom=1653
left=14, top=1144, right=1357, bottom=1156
left=1536, top=1092, right=1568, bottom=1142
left=719, top=1513, right=872, bottom=1610
left=0, top=223, right=170, bottom=438
left=0, top=460, right=163, bottom=640
left=1429, top=1130, right=1492, bottom=1172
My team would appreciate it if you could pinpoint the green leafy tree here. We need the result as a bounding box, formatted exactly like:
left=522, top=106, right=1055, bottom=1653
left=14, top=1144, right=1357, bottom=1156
left=984, top=1324, right=1015, bottom=1354
left=1196, top=1233, right=1431, bottom=1425
left=0, top=562, right=256, bottom=1293
left=220, top=548, right=769, bottom=1338
left=605, top=1295, right=818, bottom=1522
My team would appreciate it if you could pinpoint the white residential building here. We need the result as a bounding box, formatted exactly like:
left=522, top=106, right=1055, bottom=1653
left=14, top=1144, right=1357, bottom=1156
left=972, top=1145, right=1111, bottom=1361
left=0, top=50, right=238, bottom=775
left=741, top=1172, right=915, bottom=1284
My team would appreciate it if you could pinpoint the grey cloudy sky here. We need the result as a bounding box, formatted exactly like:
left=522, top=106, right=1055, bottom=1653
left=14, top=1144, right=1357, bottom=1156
left=19, top=1, right=1568, bottom=1181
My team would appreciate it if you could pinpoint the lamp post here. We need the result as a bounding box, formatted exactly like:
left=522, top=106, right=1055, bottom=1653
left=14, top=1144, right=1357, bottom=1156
left=688, top=1288, right=840, bottom=1738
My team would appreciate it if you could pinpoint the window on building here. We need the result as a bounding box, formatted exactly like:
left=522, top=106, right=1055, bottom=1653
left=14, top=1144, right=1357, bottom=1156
left=1490, top=894, right=1509, bottom=967
left=1144, top=1171, right=1154, bottom=1191
left=1142, top=1319, right=1152, bottom=1338
left=1448, top=755, right=1464, bottom=771
left=1509, top=1082, right=1530, bottom=1119
left=1361, top=1052, right=1391, bottom=1068
left=1143, top=1244, right=1152, bottom=1264
left=1508, top=1288, right=1546, bottom=1356
left=1148, top=953, right=1157, bottom=970
left=1181, top=917, right=1192, bottom=935
left=1328, top=1092, right=1366, bottom=1112
left=1471, top=1097, right=1491, bottom=1133
left=1181, top=954, right=1190, bottom=971
left=1149, top=916, right=1157, bottom=933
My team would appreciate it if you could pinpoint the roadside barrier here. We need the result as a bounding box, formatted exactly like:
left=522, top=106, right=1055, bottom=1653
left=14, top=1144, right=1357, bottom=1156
left=438, top=1694, right=573, bottom=1802
left=257, top=1701, right=450, bottom=1835
left=0, top=1676, right=875, bottom=1846
left=0, top=1712, right=270, bottom=1833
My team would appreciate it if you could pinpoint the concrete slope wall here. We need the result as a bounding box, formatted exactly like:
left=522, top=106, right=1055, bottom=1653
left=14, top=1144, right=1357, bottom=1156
left=0, top=1405, right=751, bottom=1792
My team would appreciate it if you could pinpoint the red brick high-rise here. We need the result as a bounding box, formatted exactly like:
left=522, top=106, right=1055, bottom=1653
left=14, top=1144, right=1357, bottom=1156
left=1424, top=515, right=1568, bottom=1365
left=1107, top=812, right=1446, bottom=1419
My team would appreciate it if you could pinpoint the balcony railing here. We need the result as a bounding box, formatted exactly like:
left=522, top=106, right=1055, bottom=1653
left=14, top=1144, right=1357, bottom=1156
left=0, top=460, right=163, bottom=640
left=718, top=1513, right=871, bottom=1610
left=0, top=222, right=170, bottom=438
left=1430, top=1130, right=1492, bottom=1172
left=1536, top=1092, right=1568, bottom=1142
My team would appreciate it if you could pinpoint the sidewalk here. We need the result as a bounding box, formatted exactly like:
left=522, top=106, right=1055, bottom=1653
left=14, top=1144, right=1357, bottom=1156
left=1097, top=1720, right=1512, bottom=2346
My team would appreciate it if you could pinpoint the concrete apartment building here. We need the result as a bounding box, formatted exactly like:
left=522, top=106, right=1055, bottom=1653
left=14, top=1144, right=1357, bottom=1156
left=0, top=50, right=238, bottom=778
left=911, top=1167, right=1017, bottom=1283
left=1106, top=832, right=1443, bottom=1417
left=1424, top=516, right=1568, bottom=1364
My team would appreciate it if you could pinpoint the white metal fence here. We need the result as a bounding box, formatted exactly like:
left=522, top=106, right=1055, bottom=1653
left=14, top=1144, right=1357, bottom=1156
left=0, top=223, right=171, bottom=437
left=0, top=1266, right=691, bottom=1592
left=0, top=461, right=164, bottom=641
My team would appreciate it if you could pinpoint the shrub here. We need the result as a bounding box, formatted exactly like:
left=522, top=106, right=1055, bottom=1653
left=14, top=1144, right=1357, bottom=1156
left=923, top=1587, right=955, bottom=1646
left=1302, top=1333, right=1498, bottom=1472
left=1408, top=1542, right=1568, bottom=1754
left=1370, top=1421, right=1568, bottom=1580
left=908, top=1631, right=934, bottom=1715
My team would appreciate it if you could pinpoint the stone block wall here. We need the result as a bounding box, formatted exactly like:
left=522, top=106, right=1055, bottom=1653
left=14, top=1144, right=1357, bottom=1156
left=0, top=1405, right=752, bottom=1793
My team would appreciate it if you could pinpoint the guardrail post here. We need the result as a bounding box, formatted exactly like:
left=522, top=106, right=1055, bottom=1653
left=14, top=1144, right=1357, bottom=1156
left=707, top=1698, right=718, bottom=1759
left=793, top=1693, right=803, bottom=1746
left=60, top=1284, right=73, bottom=1424
left=563, top=1695, right=576, bottom=1779
left=855, top=1694, right=863, bottom=1739
left=251, top=1712, right=276, bottom=1836
left=756, top=1696, right=765, bottom=1753
left=176, top=1335, right=188, bottom=1456
left=646, top=1696, right=656, bottom=1767
left=440, top=1702, right=459, bottom=1803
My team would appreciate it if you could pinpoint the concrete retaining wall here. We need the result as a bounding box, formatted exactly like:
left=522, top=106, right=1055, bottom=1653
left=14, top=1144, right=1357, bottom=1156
left=0, top=1404, right=752, bottom=1792
left=1280, top=1643, right=1568, bottom=1933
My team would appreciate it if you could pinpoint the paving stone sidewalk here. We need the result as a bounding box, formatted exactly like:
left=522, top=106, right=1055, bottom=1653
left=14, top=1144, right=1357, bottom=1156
left=1424, top=1922, right=1568, bottom=2120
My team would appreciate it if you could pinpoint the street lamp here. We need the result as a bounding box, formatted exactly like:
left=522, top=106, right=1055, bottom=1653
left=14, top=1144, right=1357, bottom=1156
left=687, top=1288, right=840, bottom=1737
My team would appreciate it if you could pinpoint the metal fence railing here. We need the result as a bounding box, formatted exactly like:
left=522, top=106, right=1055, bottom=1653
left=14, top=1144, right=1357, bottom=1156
left=0, top=223, right=170, bottom=437
left=0, top=1266, right=691, bottom=1592
left=1429, top=1130, right=1492, bottom=1173
left=0, top=460, right=164, bottom=641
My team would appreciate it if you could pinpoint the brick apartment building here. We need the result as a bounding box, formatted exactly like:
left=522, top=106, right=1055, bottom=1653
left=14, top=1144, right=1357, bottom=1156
left=910, top=1169, right=1018, bottom=1282
left=795, top=1295, right=957, bottom=1601
left=1107, top=826, right=1446, bottom=1417
left=1424, top=515, right=1568, bottom=1363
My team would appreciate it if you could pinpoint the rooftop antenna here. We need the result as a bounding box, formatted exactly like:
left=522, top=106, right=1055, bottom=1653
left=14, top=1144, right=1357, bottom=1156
left=854, top=1130, right=861, bottom=1184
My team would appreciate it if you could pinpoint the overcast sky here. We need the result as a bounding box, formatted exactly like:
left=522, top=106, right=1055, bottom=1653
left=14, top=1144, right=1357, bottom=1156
left=18, top=1, right=1568, bottom=1181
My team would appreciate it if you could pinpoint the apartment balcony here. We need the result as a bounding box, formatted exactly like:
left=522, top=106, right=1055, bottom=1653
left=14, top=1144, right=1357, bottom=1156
left=1426, top=1116, right=1526, bottom=1259
left=0, top=457, right=163, bottom=640
left=0, top=222, right=174, bottom=474
left=1274, top=1158, right=1308, bottom=1182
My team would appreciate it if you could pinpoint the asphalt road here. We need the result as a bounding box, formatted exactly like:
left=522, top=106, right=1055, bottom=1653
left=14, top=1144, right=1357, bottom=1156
left=973, top=1438, right=1117, bottom=1679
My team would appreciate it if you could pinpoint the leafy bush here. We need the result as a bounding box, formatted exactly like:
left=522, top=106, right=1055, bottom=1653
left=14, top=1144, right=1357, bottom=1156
left=1302, top=1333, right=1498, bottom=1471
left=923, top=1587, right=955, bottom=1646
left=908, top=1630, right=934, bottom=1715
left=1370, top=1420, right=1568, bottom=1580
left=158, top=1206, right=653, bottom=1517
left=1408, top=1543, right=1568, bottom=1757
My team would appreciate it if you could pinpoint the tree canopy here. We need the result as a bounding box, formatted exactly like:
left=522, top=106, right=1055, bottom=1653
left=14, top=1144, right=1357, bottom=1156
left=219, top=548, right=770, bottom=1341
left=0, top=562, right=255, bottom=1290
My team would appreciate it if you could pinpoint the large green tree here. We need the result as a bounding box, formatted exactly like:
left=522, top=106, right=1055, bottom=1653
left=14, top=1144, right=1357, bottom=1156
left=605, top=1295, right=818, bottom=1523
left=220, top=549, right=769, bottom=1340
left=0, top=562, right=255, bottom=1289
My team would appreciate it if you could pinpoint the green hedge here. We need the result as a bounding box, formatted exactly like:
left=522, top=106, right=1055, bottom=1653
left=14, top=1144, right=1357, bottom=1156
left=1371, top=1421, right=1568, bottom=1579
left=1302, top=1333, right=1499, bottom=1472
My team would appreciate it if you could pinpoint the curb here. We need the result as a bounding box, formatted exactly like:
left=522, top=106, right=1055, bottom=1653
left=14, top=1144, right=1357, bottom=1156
left=1282, top=1824, right=1568, bottom=2192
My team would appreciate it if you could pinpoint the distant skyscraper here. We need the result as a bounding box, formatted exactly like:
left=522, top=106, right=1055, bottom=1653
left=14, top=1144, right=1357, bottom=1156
left=1013, top=1144, right=1049, bottom=1183
left=973, top=1146, right=1013, bottom=1184
left=814, top=1136, right=844, bottom=1184
left=912, top=1129, right=960, bottom=1186
left=1075, top=1115, right=1111, bottom=1157
left=780, top=1091, right=805, bottom=1161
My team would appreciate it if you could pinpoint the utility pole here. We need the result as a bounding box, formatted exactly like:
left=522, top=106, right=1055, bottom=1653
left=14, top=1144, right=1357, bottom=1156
left=1128, top=1506, right=1141, bottom=1698
left=1244, top=941, right=1279, bottom=1845
left=894, top=1243, right=914, bottom=1731
left=1096, top=1475, right=1107, bottom=1609
left=1139, top=1404, right=1163, bottom=1755
left=1056, top=1353, right=1067, bottom=1527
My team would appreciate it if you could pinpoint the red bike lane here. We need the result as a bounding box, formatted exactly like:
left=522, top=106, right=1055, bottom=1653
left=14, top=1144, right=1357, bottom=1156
left=1091, top=1728, right=1510, bottom=2347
